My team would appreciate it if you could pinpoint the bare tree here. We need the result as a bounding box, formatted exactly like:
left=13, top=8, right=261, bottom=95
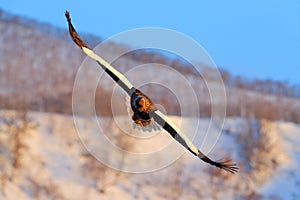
left=0, top=106, right=37, bottom=195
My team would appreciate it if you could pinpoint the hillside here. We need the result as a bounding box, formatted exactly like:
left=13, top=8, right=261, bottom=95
left=1, top=9, right=300, bottom=122
left=0, top=111, right=299, bottom=199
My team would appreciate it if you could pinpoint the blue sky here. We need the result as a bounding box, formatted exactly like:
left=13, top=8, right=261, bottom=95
left=1, top=1, right=299, bottom=84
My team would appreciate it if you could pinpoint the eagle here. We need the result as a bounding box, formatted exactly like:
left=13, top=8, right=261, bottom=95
left=65, top=11, right=238, bottom=174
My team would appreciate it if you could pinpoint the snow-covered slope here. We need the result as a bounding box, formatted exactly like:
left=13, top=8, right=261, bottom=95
left=1, top=111, right=299, bottom=199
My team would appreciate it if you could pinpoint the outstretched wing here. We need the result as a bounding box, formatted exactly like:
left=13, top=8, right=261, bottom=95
left=65, top=11, right=135, bottom=95
left=150, top=110, right=238, bottom=173
left=66, top=11, right=238, bottom=174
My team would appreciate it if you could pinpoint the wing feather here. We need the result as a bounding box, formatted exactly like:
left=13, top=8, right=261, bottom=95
left=65, top=11, right=134, bottom=95
left=150, top=110, right=238, bottom=173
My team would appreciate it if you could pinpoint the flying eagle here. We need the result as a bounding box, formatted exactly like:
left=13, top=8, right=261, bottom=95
left=65, top=11, right=238, bottom=174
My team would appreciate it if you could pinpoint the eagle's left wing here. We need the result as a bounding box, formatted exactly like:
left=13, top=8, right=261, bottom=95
left=65, top=11, right=135, bottom=95
left=150, top=109, right=238, bottom=173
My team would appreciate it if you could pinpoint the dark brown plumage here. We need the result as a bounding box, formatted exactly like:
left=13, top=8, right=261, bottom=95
left=198, top=155, right=238, bottom=174
left=130, top=89, right=156, bottom=127
left=65, top=11, right=238, bottom=174
left=65, top=11, right=88, bottom=49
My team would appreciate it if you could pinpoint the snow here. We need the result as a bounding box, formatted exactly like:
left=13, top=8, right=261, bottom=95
left=0, top=110, right=300, bottom=199
left=260, top=121, right=300, bottom=199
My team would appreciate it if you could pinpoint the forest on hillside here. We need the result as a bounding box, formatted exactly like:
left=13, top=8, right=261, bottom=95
left=1, top=9, right=300, bottom=122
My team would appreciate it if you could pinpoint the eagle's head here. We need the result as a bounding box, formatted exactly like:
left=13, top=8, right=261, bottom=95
left=136, top=97, right=145, bottom=108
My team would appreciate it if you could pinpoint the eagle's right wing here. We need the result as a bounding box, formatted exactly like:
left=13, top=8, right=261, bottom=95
left=150, top=109, right=238, bottom=173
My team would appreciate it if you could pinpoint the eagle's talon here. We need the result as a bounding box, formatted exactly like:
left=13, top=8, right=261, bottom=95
left=136, top=120, right=144, bottom=127
left=132, top=114, right=144, bottom=127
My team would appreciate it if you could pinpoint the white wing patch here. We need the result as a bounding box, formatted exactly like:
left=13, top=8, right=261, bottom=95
left=125, top=96, right=161, bottom=132
left=154, top=110, right=199, bottom=154
left=82, top=47, right=134, bottom=92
